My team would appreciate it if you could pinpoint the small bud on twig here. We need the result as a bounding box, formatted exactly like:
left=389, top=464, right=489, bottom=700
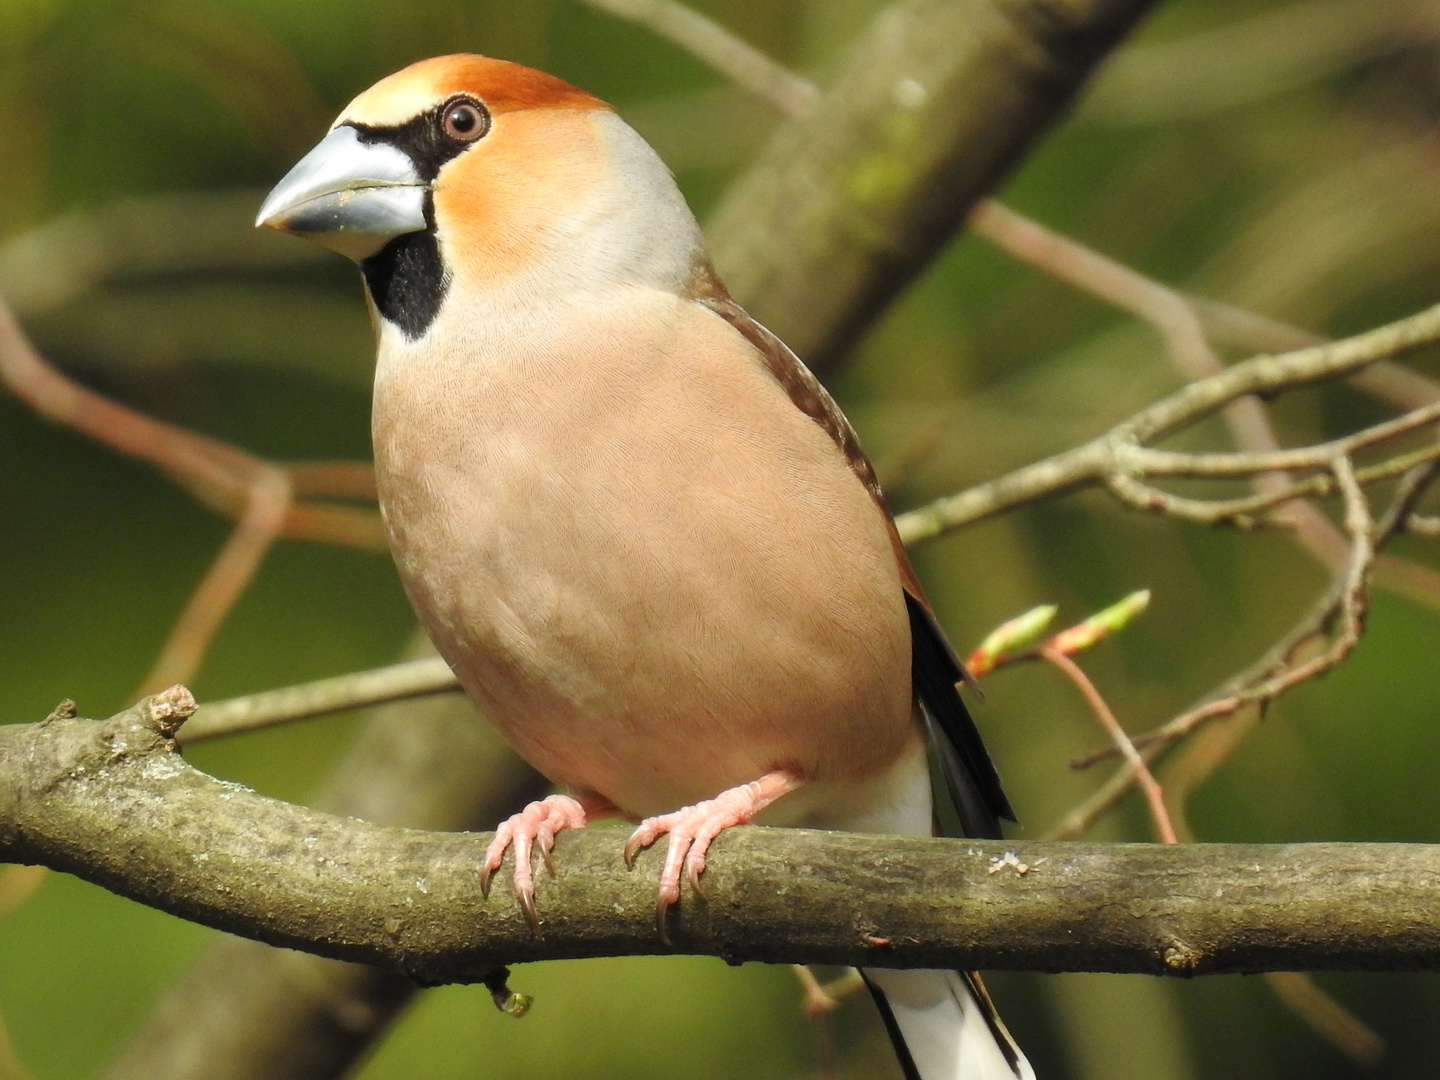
left=1046, top=590, right=1151, bottom=657
left=966, top=605, right=1058, bottom=677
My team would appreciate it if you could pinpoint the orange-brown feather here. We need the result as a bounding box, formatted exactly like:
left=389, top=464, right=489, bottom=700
left=430, top=108, right=611, bottom=288
left=341, top=54, right=607, bottom=129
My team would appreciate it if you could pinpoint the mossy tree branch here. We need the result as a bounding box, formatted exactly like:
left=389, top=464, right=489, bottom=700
left=7, top=691, right=1440, bottom=982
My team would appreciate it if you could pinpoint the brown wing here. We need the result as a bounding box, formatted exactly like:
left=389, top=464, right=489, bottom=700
left=692, top=285, right=1014, bottom=836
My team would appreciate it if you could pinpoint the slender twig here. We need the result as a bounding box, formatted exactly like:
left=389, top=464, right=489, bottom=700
left=1102, top=440, right=1440, bottom=527
left=1110, top=459, right=1404, bottom=756
left=1125, top=400, right=1440, bottom=476
left=1041, top=647, right=1177, bottom=844
left=895, top=300, right=1440, bottom=544
left=1070, top=462, right=1439, bottom=783
left=0, top=295, right=383, bottom=551
left=138, top=470, right=293, bottom=694
left=579, top=0, right=819, bottom=120
left=178, top=655, right=460, bottom=744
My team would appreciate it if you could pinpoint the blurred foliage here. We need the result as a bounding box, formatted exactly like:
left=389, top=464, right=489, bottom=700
left=3, top=1, right=1440, bottom=1079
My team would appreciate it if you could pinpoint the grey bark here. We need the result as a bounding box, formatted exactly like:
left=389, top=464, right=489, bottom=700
left=98, top=652, right=549, bottom=1080
left=7, top=697, right=1440, bottom=981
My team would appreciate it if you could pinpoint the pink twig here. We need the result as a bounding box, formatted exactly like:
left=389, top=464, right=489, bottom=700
left=1040, top=646, right=1177, bottom=844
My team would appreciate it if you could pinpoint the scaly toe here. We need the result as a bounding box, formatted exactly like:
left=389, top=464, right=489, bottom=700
left=481, top=794, right=591, bottom=933
left=624, top=771, right=803, bottom=939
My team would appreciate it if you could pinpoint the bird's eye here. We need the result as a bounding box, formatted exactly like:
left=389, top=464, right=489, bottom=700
left=440, top=98, right=490, bottom=143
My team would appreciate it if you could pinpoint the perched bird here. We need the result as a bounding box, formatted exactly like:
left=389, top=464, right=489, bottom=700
left=258, top=54, right=1033, bottom=1080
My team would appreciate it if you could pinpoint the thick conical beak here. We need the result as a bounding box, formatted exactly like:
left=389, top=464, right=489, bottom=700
left=256, top=125, right=427, bottom=260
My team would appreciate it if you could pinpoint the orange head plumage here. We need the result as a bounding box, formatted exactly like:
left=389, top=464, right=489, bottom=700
left=258, top=54, right=705, bottom=340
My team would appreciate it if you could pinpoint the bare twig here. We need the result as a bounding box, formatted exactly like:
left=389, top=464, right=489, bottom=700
left=178, top=655, right=460, bottom=744
left=1102, top=440, right=1440, bottom=527
left=1041, top=647, right=1177, bottom=845
left=1107, top=458, right=1420, bottom=759
left=579, top=0, right=819, bottom=119
left=138, top=469, right=292, bottom=694
left=1120, top=401, right=1440, bottom=477
left=895, top=300, right=1440, bottom=544
left=1066, top=461, right=1437, bottom=808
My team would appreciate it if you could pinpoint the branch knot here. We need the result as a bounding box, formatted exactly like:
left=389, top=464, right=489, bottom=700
left=140, top=685, right=198, bottom=738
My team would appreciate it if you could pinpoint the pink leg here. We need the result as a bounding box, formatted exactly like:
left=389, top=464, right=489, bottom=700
left=623, top=769, right=803, bottom=937
left=481, top=792, right=617, bottom=933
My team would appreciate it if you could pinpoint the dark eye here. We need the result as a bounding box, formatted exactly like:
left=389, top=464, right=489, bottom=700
left=440, top=98, right=490, bottom=143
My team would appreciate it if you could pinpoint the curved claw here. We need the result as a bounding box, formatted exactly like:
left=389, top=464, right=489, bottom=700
left=625, top=770, right=802, bottom=940
left=519, top=887, right=541, bottom=936
left=480, top=794, right=591, bottom=934
left=623, top=823, right=656, bottom=868
left=686, top=854, right=707, bottom=900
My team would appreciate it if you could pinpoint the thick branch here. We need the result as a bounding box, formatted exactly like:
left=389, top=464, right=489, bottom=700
left=706, top=0, right=1160, bottom=369
left=6, top=697, right=1440, bottom=980
left=97, top=659, right=548, bottom=1080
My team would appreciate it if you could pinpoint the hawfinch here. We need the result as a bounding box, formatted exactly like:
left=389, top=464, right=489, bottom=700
left=258, top=54, right=1032, bottom=1080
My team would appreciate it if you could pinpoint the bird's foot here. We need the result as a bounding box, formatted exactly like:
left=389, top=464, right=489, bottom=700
left=623, top=769, right=802, bottom=939
left=481, top=794, right=597, bottom=934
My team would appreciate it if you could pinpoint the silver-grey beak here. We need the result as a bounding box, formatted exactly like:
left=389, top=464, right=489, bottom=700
left=256, top=125, right=427, bottom=261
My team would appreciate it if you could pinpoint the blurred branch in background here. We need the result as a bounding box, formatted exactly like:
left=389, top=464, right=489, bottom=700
left=702, top=0, right=1162, bottom=370
left=1082, top=0, right=1440, bottom=125
left=0, top=294, right=383, bottom=692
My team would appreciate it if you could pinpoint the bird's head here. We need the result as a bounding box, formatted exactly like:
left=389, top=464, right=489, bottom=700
left=258, top=54, right=707, bottom=340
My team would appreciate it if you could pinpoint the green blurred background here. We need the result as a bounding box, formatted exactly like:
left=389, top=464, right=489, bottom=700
left=4, top=0, right=1440, bottom=1077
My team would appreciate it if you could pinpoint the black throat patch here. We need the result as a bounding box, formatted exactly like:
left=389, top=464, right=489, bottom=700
left=348, top=106, right=483, bottom=341
left=361, top=219, right=448, bottom=341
